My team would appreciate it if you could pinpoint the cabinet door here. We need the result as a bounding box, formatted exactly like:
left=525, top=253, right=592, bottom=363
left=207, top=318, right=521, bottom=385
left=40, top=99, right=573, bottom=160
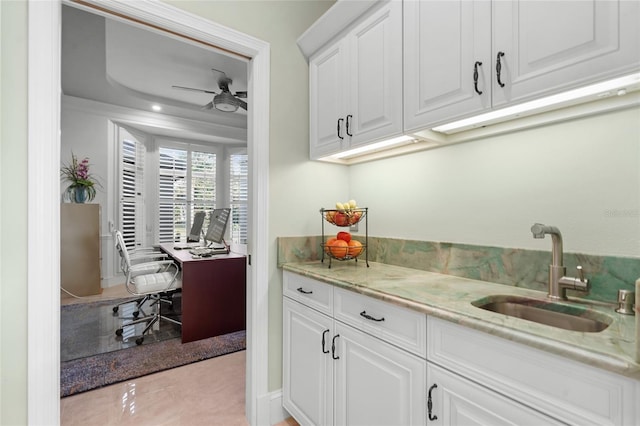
left=310, top=40, right=347, bottom=159
left=427, top=363, right=563, bottom=426
left=283, top=298, right=334, bottom=426
left=492, top=0, right=640, bottom=106
left=403, top=0, right=491, bottom=131
left=348, top=0, right=404, bottom=146
left=334, top=322, right=426, bottom=426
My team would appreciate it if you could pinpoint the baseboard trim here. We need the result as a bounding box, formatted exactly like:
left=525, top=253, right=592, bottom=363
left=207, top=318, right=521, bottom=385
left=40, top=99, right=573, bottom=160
left=260, top=389, right=289, bottom=425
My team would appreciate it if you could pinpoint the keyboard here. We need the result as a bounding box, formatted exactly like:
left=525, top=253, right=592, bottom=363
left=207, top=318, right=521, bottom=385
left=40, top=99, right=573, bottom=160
left=189, top=247, right=228, bottom=257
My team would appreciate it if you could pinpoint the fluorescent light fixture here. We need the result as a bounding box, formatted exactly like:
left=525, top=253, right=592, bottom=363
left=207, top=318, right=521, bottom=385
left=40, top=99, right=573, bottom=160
left=432, top=73, right=640, bottom=134
left=326, top=135, right=415, bottom=160
left=151, top=104, right=162, bottom=112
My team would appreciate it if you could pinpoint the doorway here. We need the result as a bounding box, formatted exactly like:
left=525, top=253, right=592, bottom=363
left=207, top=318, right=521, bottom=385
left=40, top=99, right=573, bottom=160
left=27, top=1, right=270, bottom=424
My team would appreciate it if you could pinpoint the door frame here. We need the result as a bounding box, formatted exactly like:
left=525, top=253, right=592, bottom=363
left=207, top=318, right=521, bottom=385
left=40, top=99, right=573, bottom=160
left=27, top=1, right=270, bottom=424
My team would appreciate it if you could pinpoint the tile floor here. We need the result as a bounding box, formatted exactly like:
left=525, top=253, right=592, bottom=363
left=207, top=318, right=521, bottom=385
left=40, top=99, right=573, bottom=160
left=60, top=285, right=298, bottom=426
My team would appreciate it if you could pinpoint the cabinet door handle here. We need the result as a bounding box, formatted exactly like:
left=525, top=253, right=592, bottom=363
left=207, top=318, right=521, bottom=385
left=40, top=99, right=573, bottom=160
left=496, top=51, right=506, bottom=88
left=346, top=114, right=353, bottom=137
left=296, top=287, right=312, bottom=294
left=473, top=61, right=483, bottom=95
left=337, top=118, right=344, bottom=140
left=360, top=310, right=385, bottom=322
left=427, top=383, right=438, bottom=421
left=321, top=329, right=330, bottom=354
left=331, top=334, right=340, bottom=360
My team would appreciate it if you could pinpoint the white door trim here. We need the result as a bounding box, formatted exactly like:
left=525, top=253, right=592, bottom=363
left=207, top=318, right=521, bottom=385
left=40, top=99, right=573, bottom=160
left=27, top=1, right=270, bottom=424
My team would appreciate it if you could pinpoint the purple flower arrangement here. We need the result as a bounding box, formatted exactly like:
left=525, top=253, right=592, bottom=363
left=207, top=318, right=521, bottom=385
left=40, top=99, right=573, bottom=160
left=60, top=153, right=101, bottom=203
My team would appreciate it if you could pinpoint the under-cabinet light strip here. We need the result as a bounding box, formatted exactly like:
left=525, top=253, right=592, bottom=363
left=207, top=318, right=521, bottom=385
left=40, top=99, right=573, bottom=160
left=432, top=73, right=640, bottom=134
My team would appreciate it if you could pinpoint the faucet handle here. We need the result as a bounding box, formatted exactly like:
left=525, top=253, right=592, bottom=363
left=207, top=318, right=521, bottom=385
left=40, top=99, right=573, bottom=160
left=576, top=265, right=585, bottom=282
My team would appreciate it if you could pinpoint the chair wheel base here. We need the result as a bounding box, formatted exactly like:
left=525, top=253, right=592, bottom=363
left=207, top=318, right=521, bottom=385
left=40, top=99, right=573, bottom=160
left=115, top=328, right=123, bottom=336
left=112, top=306, right=119, bottom=313
left=133, top=311, right=139, bottom=318
left=135, top=337, right=144, bottom=345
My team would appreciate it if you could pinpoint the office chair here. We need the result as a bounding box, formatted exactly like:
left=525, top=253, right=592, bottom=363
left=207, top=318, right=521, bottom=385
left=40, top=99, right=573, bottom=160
left=114, top=230, right=182, bottom=345
left=112, top=233, right=171, bottom=318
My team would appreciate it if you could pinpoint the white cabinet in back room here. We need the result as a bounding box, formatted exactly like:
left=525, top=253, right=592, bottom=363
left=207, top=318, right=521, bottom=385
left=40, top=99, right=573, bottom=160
left=403, top=0, right=640, bottom=132
left=309, top=0, right=403, bottom=159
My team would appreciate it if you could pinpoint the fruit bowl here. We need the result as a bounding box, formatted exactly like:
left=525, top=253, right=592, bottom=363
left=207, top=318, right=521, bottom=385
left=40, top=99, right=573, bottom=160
left=322, top=208, right=367, bottom=227
left=321, top=242, right=366, bottom=261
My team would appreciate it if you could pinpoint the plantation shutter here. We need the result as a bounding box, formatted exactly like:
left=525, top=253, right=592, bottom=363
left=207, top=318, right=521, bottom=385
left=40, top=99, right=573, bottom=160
left=230, top=153, right=248, bottom=244
left=120, top=138, right=145, bottom=250
left=158, top=146, right=216, bottom=243
left=191, top=150, right=217, bottom=225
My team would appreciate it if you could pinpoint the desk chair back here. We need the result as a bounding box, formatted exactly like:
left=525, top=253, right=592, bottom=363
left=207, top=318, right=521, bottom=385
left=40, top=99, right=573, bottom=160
left=114, top=231, right=181, bottom=295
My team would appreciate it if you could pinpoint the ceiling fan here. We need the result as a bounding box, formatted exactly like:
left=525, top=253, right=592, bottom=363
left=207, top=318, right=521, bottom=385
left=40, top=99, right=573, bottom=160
left=172, top=68, right=247, bottom=112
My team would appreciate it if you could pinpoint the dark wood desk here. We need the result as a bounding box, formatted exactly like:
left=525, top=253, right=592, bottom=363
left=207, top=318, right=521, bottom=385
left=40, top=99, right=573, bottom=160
left=160, top=244, right=246, bottom=343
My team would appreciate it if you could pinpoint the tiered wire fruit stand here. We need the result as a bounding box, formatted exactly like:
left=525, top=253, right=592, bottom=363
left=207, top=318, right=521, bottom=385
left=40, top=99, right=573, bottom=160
left=320, top=207, right=369, bottom=268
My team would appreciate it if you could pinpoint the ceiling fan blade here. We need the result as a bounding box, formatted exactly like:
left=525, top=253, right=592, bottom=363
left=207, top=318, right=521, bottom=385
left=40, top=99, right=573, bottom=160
left=172, top=85, right=217, bottom=94
left=237, top=98, right=248, bottom=111
left=201, top=101, right=214, bottom=110
left=211, top=68, right=228, bottom=80
left=234, top=91, right=248, bottom=98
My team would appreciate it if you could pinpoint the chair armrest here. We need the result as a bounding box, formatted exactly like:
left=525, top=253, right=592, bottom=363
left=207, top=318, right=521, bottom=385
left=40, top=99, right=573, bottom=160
left=130, top=252, right=168, bottom=263
left=129, top=260, right=176, bottom=276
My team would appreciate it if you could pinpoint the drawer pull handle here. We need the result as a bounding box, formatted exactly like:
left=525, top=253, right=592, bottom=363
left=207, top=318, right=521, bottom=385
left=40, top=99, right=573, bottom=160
left=331, top=334, right=340, bottom=360
left=337, top=118, right=344, bottom=140
left=428, top=383, right=438, bottom=421
left=346, top=114, right=353, bottom=137
left=297, top=287, right=313, bottom=294
left=473, top=61, right=483, bottom=95
left=360, top=310, right=385, bottom=322
left=321, top=329, right=330, bottom=354
left=496, top=51, right=506, bottom=88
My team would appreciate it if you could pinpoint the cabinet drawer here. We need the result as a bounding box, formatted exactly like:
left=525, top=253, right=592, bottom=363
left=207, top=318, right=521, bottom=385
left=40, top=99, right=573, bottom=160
left=428, top=317, right=638, bottom=426
left=334, top=286, right=426, bottom=358
left=283, top=271, right=332, bottom=315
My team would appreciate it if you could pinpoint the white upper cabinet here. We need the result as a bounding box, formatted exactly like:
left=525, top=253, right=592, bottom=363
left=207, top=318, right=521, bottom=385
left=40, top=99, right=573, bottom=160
left=309, top=0, right=403, bottom=159
left=404, top=0, right=492, bottom=131
left=310, top=41, right=348, bottom=158
left=404, top=0, right=640, bottom=132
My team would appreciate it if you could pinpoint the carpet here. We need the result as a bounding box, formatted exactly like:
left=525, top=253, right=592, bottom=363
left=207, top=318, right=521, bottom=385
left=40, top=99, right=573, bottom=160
left=60, top=297, right=246, bottom=397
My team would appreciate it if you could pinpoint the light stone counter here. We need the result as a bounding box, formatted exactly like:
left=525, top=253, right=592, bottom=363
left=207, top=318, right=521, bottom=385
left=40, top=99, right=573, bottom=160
left=282, top=260, right=639, bottom=380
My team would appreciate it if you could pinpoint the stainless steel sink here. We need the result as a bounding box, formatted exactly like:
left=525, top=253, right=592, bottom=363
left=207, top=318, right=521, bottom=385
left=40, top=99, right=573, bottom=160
left=471, top=295, right=612, bottom=332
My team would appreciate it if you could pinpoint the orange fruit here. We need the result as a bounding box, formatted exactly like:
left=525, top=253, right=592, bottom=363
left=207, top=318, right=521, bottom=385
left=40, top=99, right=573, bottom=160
left=337, top=231, right=351, bottom=242
left=329, top=239, right=349, bottom=259
left=324, top=237, right=337, bottom=253
left=347, top=240, right=363, bottom=257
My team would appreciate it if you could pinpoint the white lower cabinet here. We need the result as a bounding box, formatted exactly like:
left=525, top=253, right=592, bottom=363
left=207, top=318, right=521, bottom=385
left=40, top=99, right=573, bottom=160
left=333, top=322, right=426, bottom=426
left=426, top=363, right=562, bottom=425
left=283, top=271, right=639, bottom=426
left=283, top=297, right=334, bottom=426
left=283, top=271, right=427, bottom=426
left=427, top=317, right=639, bottom=426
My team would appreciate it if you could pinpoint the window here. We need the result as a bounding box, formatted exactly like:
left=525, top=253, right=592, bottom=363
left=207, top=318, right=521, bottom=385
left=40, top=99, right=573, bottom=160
left=117, top=135, right=246, bottom=247
left=229, top=152, right=248, bottom=244
left=158, top=145, right=217, bottom=243
left=118, top=130, right=145, bottom=251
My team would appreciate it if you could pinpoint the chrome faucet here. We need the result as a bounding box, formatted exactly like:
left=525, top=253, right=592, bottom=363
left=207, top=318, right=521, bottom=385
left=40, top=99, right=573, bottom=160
left=531, top=223, right=589, bottom=300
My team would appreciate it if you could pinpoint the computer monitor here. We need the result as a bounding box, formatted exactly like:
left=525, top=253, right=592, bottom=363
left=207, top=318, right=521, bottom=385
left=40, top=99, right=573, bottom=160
left=204, top=208, right=231, bottom=247
left=187, top=211, right=206, bottom=242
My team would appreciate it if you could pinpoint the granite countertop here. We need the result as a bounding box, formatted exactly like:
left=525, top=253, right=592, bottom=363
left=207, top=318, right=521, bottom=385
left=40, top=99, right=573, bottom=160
left=282, top=260, right=639, bottom=380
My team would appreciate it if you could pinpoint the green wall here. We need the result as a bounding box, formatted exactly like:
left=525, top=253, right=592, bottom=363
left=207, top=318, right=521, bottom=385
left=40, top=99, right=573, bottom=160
left=1, top=1, right=28, bottom=424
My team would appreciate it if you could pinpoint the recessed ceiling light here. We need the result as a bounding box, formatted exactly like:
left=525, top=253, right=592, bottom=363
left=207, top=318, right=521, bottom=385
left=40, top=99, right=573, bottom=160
left=151, top=104, right=162, bottom=112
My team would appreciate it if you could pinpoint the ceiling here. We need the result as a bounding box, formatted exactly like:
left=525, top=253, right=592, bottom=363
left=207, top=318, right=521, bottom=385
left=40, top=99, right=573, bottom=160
left=61, top=5, right=248, bottom=144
